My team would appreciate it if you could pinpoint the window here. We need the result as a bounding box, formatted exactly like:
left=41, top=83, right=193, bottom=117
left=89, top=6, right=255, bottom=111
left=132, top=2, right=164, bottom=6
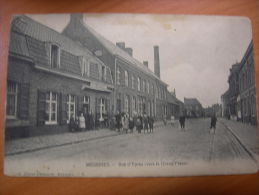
left=132, top=96, right=137, bottom=114
left=81, top=58, right=89, bottom=77
left=51, top=45, right=60, bottom=68
left=147, top=82, right=150, bottom=94
left=132, top=75, right=135, bottom=89
left=83, top=96, right=90, bottom=114
left=100, top=98, right=106, bottom=114
left=101, top=66, right=106, bottom=82
left=46, top=92, right=58, bottom=124
left=143, top=80, right=146, bottom=92
left=124, top=95, right=129, bottom=114
left=125, top=70, right=129, bottom=87
left=117, top=67, right=121, bottom=85
left=66, top=94, right=76, bottom=123
left=137, top=77, right=140, bottom=91
left=6, top=81, right=18, bottom=118
left=138, top=96, right=142, bottom=114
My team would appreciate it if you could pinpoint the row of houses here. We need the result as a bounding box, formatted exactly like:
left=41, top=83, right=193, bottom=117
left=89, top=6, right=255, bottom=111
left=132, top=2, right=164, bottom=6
left=5, top=14, right=183, bottom=139
left=221, top=41, right=257, bottom=125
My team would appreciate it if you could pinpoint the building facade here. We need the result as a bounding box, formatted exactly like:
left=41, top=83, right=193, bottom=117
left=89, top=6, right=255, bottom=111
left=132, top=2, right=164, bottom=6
left=62, top=14, right=170, bottom=119
left=6, top=16, right=114, bottom=139
left=228, top=63, right=240, bottom=120
left=238, top=41, right=257, bottom=124
left=221, top=41, right=256, bottom=125
left=184, top=98, right=203, bottom=118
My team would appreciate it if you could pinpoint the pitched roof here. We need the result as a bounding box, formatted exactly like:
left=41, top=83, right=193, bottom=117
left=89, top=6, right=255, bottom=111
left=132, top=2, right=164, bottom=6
left=167, top=91, right=178, bottom=104
left=62, top=15, right=167, bottom=86
left=9, top=15, right=113, bottom=84
left=11, top=15, right=100, bottom=62
left=184, top=98, right=201, bottom=106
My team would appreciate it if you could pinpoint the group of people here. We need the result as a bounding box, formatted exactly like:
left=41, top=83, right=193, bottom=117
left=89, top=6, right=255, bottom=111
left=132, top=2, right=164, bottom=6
left=69, top=111, right=95, bottom=132
left=112, top=112, right=154, bottom=134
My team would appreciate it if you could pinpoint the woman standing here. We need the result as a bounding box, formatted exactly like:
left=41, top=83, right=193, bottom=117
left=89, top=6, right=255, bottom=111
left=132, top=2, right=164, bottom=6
left=79, top=112, right=86, bottom=131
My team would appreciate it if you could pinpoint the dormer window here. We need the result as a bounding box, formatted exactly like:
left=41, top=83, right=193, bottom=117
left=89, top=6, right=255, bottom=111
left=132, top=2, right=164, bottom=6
left=101, top=66, right=106, bottom=82
left=80, top=57, right=89, bottom=77
left=50, top=44, right=60, bottom=68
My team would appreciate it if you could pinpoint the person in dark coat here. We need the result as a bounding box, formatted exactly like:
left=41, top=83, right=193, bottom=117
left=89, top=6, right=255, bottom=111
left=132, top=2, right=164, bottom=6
left=69, top=115, right=77, bottom=132
left=115, top=111, right=122, bottom=132
left=136, top=115, right=142, bottom=133
left=149, top=116, right=154, bottom=133
left=129, top=117, right=134, bottom=133
left=179, top=115, right=186, bottom=129
left=143, top=113, right=149, bottom=134
left=210, top=114, right=217, bottom=130
left=139, top=115, right=143, bottom=130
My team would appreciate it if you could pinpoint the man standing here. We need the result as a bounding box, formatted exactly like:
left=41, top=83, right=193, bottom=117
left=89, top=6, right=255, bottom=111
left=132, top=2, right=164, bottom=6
left=149, top=115, right=154, bottom=133
left=210, top=114, right=217, bottom=133
left=179, top=115, right=186, bottom=130
left=115, top=111, right=122, bottom=132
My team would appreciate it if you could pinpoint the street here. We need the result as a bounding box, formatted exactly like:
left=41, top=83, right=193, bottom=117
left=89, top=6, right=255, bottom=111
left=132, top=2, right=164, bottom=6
left=5, top=118, right=259, bottom=177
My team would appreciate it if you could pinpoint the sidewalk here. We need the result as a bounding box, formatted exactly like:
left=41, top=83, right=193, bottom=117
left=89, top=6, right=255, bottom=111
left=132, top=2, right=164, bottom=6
left=5, top=129, right=119, bottom=156
left=5, top=121, right=165, bottom=156
left=220, top=118, right=259, bottom=160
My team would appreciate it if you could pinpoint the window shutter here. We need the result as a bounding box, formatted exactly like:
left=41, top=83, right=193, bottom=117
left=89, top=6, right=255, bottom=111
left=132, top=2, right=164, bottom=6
left=17, top=83, right=30, bottom=120
left=37, top=90, right=46, bottom=126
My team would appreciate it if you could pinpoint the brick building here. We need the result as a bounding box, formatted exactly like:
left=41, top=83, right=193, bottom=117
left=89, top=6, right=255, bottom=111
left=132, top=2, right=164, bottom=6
left=238, top=41, right=257, bottom=124
left=6, top=15, right=114, bottom=139
left=62, top=14, right=169, bottom=119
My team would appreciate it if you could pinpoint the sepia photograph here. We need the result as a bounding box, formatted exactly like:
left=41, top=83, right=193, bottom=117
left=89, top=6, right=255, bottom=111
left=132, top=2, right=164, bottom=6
left=4, top=13, right=259, bottom=177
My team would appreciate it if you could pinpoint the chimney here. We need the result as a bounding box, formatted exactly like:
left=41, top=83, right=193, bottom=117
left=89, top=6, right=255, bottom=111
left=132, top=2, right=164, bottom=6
left=70, top=13, right=84, bottom=24
left=116, top=42, right=125, bottom=50
left=154, top=45, right=160, bottom=78
left=143, top=61, right=148, bottom=67
left=125, top=47, right=133, bottom=56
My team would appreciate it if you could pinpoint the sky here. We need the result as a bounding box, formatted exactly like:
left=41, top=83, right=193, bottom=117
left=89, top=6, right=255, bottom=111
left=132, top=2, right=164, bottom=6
left=28, top=13, right=252, bottom=107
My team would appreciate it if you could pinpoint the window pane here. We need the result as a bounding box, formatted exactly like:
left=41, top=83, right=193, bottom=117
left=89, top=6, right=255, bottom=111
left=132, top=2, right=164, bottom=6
left=71, top=95, right=75, bottom=102
left=51, top=103, right=56, bottom=112
left=51, top=113, right=56, bottom=121
left=70, top=104, right=74, bottom=112
left=46, top=92, right=50, bottom=100
left=46, top=102, right=50, bottom=113
left=52, top=93, right=57, bottom=101
left=7, top=95, right=15, bottom=116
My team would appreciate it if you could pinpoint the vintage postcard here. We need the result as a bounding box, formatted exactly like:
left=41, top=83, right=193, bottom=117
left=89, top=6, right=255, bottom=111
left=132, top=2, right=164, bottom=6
left=4, top=13, right=259, bottom=177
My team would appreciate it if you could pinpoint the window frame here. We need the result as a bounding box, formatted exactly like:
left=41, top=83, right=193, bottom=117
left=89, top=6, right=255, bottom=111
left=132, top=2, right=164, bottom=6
left=50, top=44, right=60, bottom=68
left=66, top=94, right=76, bottom=123
left=125, top=70, right=129, bottom=87
left=6, top=81, right=18, bottom=119
left=45, top=91, right=58, bottom=125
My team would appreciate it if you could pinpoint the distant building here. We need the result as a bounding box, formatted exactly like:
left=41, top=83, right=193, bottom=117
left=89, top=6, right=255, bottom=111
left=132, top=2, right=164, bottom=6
left=167, top=90, right=182, bottom=119
left=184, top=98, right=203, bottom=118
left=221, top=90, right=230, bottom=119
left=204, top=104, right=222, bottom=117
left=238, top=41, right=257, bottom=125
